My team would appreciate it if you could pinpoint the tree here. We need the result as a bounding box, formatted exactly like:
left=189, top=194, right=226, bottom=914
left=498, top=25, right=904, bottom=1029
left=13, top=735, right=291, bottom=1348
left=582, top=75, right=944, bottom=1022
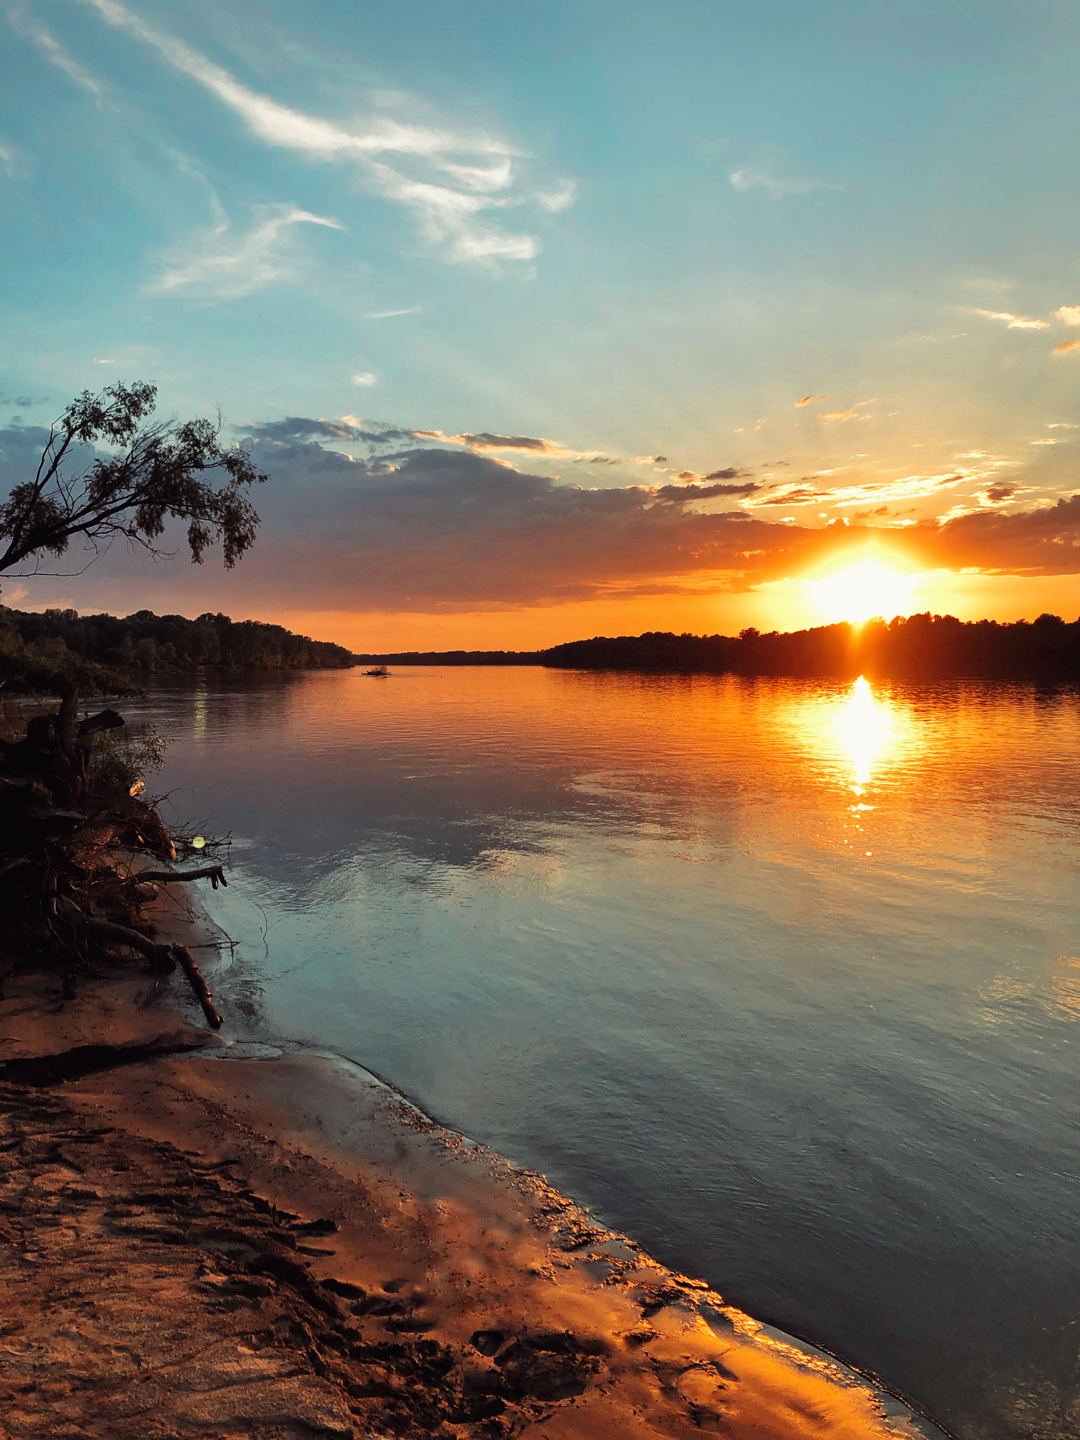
left=0, top=381, right=267, bottom=580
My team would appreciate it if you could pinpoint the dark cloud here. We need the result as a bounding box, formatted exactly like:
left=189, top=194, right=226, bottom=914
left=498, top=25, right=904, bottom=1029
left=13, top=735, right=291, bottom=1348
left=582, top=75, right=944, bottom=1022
left=7, top=430, right=1080, bottom=617
left=655, top=480, right=762, bottom=501
left=910, top=492, right=1080, bottom=575
left=704, top=467, right=751, bottom=481
left=751, top=487, right=833, bottom=506
left=983, top=483, right=1016, bottom=504
left=243, top=417, right=409, bottom=445
left=0, top=422, right=57, bottom=475
left=851, top=505, right=890, bottom=519
left=428, top=432, right=562, bottom=454
left=653, top=455, right=668, bottom=464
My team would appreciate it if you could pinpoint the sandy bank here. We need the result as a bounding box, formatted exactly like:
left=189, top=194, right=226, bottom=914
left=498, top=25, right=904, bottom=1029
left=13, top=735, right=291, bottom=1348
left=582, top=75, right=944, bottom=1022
left=0, top=880, right=947, bottom=1440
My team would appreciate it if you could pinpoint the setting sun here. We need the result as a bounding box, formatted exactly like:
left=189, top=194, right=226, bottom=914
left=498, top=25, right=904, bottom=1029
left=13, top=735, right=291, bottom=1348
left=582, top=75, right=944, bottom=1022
left=811, top=561, right=915, bottom=625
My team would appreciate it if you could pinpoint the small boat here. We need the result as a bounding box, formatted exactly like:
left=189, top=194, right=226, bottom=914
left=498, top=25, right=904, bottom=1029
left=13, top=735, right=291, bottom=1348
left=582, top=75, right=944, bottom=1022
left=363, top=664, right=390, bottom=677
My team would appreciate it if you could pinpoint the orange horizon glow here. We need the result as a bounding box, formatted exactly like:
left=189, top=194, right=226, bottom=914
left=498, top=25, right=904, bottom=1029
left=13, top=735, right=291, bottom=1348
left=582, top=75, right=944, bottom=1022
left=266, top=568, right=1080, bottom=652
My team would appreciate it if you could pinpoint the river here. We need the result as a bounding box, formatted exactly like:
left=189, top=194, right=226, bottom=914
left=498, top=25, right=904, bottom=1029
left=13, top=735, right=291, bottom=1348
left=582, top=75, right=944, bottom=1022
left=134, top=666, right=1080, bottom=1438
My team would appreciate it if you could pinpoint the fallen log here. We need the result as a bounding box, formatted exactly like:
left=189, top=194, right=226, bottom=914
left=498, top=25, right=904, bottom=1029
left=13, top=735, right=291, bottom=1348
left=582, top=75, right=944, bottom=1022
left=76, top=709, right=125, bottom=737
left=135, top=866, right=228, bottom=890
left=170, top=944, right=223, bottom=1029
left=56, top=899, right=172, bottom=969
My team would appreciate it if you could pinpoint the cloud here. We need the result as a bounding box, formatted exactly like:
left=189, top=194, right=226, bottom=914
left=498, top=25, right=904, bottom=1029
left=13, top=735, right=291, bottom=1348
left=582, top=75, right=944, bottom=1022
left=368, top=307, right=422, bottom=319
left=819, top=410, right=860, bottom=422
left=1054, top=306, right=1080, bottom=326
left=14, top=13, right=103, bottom=96
left=79, top=0, right=559, bottom=265
left=537, top=180, right=578, bottom=213
left=150, top=204, right=343, bottom=298
left=13, top=427, right=1080, bottom=615
left=412, top=430, right=588, bottom=458
left=749, top=485, right=834, bottom=507
left=1053, top=338, right=1080, bottom=356
left=729, top=168, right=824, bottom=200
left=0, top=136, right=24, bottom=178
left=91, top=357, right=117, bottom=365
left=981, top=483, right=1018, bottom=504
left=654, top=480, right=761, bottom=501
left=352, top=372, right=377, bottom=387
left=795, top=394, right=826, bottom=407
left=242, top=416, right=411, bottom=445
left=974, top=309, right=1050, bottom=330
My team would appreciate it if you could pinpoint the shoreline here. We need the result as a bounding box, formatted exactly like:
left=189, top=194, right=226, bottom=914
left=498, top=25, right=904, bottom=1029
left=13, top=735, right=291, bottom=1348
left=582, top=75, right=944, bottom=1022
left=1, top=879, right=949, bottom=1439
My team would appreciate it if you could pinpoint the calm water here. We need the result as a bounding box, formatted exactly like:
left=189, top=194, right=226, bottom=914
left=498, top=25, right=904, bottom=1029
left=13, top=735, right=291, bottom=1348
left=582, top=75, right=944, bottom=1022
left=136, top=667, right=1080, bottom=1438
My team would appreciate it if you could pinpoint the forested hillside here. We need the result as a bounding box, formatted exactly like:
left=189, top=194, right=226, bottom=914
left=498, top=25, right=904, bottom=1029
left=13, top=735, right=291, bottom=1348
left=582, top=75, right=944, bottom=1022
left=3, top=608, right=355, bottom=673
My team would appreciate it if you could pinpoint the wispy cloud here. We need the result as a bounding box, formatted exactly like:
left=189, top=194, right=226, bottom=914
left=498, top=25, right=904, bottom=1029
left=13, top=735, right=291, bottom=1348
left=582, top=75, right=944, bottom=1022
left=536, top=180, right=577, bottom=213
left=1053, top=338, right=1080, bottom=356
left=91, top=357, right=117, bottom=364
left=729, top=167, right=824, bottom=200
left=974, top=309, right=1050, bottom=330
left=78, top=0, right=561, bottom=265
left=795, top=394, right=827, bottom=407
left=13, top=11, right=103, bottom=96
left=351, top=372, right=377, bottom=387
left=368, top=306, right=422, bottom=319
left=149, top=204, right=343, bottom=298
left=0, top=136, right=24, bottom=178
left=819, top=409, right=861, bottom=422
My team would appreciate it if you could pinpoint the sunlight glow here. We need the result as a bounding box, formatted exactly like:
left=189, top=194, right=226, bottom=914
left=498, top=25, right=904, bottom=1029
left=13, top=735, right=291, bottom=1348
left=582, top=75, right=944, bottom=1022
left=811, top=561, right=914, bottom=624
left=836, top=674, right=891, bottom=797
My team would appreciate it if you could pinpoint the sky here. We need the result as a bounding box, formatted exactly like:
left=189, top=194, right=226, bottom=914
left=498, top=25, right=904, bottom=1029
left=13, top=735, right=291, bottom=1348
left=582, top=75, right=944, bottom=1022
left=2, top=0, right=1080, bottom=649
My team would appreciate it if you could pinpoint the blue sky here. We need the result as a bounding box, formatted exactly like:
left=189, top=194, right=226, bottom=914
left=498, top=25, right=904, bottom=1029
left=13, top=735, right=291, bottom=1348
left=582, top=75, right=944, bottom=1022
left=3, top=0, right=1080, bottom=645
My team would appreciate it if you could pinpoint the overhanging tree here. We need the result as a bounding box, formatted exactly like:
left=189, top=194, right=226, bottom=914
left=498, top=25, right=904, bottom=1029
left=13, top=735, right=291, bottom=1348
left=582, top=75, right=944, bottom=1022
left=0, top=381, right=267, bottom=580
left=0, top=381, right=267, bottom=748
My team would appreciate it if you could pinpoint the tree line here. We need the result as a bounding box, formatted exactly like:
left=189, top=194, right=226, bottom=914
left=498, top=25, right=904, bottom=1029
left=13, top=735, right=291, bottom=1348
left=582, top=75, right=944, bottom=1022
left=357, top=612, right=1080, bottom=679
left=3, top=607, right=355, bottom=675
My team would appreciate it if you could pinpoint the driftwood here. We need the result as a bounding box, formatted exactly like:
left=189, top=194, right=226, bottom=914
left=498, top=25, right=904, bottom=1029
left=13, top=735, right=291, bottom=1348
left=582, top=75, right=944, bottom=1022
left=136, top=866, right=228, bottom=890
left=170, top=944, right=223, bottom=1029
left=76, top=709, right=125, bottom=737
left=1, top=702, right=228, bottom=1031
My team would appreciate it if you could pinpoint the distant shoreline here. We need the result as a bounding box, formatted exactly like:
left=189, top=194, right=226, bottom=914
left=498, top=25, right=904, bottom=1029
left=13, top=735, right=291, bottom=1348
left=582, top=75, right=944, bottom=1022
left=354, top=611, right=1080, bottom=681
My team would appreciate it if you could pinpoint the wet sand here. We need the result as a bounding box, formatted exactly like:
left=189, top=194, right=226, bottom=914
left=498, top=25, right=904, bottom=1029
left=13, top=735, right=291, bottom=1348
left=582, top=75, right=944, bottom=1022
left=0, top=880, right=947, bottom=1439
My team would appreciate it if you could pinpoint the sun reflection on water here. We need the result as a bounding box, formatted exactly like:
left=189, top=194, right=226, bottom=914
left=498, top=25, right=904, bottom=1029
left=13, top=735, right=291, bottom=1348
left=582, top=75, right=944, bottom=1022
left=836, top=674, right=892, bottom=797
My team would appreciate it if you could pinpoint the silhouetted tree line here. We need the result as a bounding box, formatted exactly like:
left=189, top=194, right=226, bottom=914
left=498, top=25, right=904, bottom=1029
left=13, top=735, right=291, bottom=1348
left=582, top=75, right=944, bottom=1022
left=358, top=613, right=1080, bottom=678
left=353, top=648, right=542, bottom=666
left=4, top=607, right=355, bottom=674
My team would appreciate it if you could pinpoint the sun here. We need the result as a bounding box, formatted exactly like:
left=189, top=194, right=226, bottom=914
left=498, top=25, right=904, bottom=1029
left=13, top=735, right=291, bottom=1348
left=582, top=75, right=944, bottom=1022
left=810, top=561, right=914, bottom=624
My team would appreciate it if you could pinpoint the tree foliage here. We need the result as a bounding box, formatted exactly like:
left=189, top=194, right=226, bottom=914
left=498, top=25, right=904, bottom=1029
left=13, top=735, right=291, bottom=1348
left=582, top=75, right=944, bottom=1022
left=0, top=381, right=267, bottom=578
left=5, top=607, right=356, bottom=674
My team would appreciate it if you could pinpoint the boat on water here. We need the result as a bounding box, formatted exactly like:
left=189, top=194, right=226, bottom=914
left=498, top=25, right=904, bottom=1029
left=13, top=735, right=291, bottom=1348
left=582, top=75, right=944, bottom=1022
left=363, top=664, right=390, bottom=677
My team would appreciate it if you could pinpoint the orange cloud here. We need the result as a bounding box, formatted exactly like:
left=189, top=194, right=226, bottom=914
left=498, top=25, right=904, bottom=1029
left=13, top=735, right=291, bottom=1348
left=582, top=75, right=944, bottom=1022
left=975, top=309, right=1050, bottom=330
left=1053, top=338, right=1080, bottom=356
left=795, top=393, right=827, bottom=406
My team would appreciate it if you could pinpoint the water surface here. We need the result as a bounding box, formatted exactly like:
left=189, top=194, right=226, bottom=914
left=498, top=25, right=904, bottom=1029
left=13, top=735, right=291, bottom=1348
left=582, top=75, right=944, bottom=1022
left=137, top=667, right=1080, bottom=1437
